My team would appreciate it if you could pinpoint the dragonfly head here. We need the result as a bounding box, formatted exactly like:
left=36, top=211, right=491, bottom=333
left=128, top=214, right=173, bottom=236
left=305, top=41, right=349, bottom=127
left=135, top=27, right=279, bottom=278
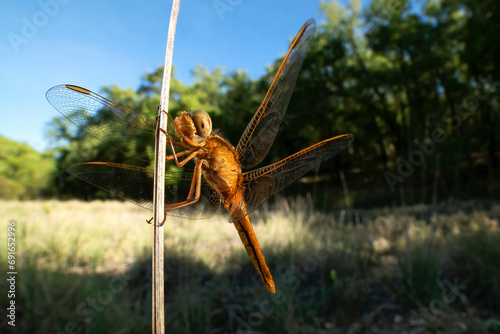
left=174, top=110, right=212, bottom=141
left=190, top=109, right=212, bottom=138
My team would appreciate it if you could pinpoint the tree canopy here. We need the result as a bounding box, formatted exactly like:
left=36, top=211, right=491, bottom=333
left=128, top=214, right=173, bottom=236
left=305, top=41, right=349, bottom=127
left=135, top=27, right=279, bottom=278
left=43, top=0, right=499, bottom=207
left=0, top=136, right=55, bottom=199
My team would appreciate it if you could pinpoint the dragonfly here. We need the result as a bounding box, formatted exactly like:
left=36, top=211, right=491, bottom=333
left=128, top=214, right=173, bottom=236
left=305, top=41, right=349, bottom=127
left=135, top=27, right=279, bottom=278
left=46, top=19, right=353, bottom=294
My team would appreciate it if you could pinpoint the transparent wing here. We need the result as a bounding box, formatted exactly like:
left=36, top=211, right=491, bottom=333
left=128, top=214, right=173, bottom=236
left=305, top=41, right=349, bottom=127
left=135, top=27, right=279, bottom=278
left=230, top=134, right=354, bottom=221
left=67, top=162, right=221, bottom=219
left=236, top=19, right=316, bottom=169
left=46, top=84, right=157, bottom=161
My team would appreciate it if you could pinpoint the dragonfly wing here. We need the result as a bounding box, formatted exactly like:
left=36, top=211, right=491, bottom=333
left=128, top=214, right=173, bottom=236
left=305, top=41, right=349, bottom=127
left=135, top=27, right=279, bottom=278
left=67, top=162, right=221, bottom=219
left=46, top=84, right=157, bottom=161
left=233, top=134, right=354, bottom=220
left=236, top=19, right=316, bottom=169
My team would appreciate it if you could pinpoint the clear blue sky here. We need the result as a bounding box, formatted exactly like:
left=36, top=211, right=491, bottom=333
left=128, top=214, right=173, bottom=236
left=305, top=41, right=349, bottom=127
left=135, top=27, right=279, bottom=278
left=0, top=0, right=358, bottom=152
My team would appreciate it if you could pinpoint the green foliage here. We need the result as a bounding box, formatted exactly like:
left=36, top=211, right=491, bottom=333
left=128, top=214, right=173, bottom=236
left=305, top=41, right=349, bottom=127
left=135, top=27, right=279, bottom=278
left=0, top=136, right=55, bottom=199
left=42, top=0, right=498, bottom=205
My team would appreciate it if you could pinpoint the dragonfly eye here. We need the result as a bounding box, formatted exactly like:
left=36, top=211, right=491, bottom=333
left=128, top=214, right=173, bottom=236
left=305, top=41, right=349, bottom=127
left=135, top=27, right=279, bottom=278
left=190, top=109, right=212, bottom=138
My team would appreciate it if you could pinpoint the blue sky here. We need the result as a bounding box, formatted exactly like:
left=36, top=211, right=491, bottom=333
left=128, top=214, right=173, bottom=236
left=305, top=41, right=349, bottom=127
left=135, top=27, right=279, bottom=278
left=0, top=0, right=358, bottom=152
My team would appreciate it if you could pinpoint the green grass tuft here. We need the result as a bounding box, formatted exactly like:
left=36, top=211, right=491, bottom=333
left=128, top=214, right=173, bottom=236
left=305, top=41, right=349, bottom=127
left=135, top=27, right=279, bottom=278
left=1, top=198, right=499, bottom=333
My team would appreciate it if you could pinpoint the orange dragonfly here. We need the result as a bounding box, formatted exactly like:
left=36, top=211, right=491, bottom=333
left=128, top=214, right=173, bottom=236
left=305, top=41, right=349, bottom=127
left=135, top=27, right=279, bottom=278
left=46, top=19, right=353, bottom=294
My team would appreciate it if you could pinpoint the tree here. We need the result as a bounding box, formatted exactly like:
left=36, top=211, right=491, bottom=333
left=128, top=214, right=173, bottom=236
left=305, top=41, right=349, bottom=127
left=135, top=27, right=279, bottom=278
left=0, top=136, right=55, bottom=199
left=45, top=0, right=499, bottom=205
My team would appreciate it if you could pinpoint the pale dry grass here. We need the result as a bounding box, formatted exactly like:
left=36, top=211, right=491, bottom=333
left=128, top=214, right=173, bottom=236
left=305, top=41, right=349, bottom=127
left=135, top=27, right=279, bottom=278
left=0, top=199, right=309, bottom=276
left=2, top=200, right=149, bottom=273
left=1, top=198, right=499, bottom=333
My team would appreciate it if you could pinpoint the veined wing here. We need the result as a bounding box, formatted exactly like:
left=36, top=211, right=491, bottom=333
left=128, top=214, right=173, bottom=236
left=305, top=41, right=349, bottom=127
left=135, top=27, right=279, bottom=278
left=46, top=84, right=157, bottom=161
left=236, top=19, right=316, bottom=169
left=67, top=162, right=221, bottom=219
left=230, top=134, right=354, bottom=221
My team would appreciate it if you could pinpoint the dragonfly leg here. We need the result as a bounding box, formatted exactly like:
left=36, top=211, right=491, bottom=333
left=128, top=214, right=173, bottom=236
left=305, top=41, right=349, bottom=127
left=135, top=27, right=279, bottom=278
left=159, top=110, right=192, bottom=144
left=157, top=110, right=203, bottom=165
left=165, top=149, right=191, bottom=160
left=165, top=148, right=193, bottom=167
left=165, top=138, right=199, bottom=168
left=160, top=109, right=182, bottom=133
left=158, top=129, right=189, bottom=150
left=162, top=134, right=194, bottom=166
left=166, top=148, right=199, bottom=168
left=158, top=159, right=207, bottom=226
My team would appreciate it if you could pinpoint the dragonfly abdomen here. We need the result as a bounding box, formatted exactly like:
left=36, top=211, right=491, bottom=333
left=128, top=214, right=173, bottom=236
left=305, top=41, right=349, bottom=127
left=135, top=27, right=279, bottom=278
left=233, top=215, right=275, bottom=294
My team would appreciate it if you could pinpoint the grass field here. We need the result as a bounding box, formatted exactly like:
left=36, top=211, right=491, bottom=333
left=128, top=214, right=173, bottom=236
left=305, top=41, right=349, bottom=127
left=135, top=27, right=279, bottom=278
left=1, top=197, right=499, bottom=333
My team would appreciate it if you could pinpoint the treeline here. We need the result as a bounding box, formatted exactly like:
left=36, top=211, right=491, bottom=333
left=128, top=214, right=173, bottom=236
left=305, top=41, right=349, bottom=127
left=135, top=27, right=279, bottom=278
left=0, top=136, right=54, bottom=199
left=43, top=0, right=499, bottom=207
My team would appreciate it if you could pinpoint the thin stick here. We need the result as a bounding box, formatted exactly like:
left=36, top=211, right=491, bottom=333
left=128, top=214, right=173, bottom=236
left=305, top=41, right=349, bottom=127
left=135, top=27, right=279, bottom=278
left=153, top=0, right=181, bottom=333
